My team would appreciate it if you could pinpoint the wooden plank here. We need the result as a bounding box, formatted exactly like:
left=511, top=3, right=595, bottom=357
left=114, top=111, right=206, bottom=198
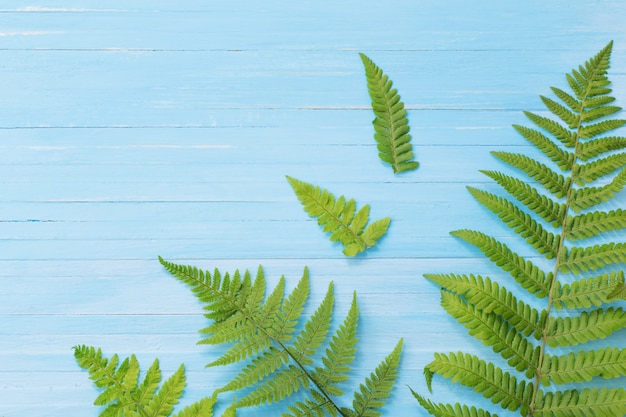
left=1, top=0, right=625, bottom=416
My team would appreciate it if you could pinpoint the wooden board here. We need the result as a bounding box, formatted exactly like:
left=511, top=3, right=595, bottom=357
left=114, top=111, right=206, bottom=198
left=1, top=1, right=626, bottom=416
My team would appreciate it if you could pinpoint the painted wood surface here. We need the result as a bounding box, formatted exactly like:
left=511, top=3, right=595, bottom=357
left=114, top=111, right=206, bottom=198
left=1, top=1, right=626, bottom=416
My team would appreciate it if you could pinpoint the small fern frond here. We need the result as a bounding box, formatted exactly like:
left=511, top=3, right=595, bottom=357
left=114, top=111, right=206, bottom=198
left=417, top=42, right=626, bottom=417
left=286, top=176, right=390, bottom=256
left=160, top=259, right=402, bottom=416
left=73, top=345, right=215, bottom=417
left=359, top=53, right=418, bottom=174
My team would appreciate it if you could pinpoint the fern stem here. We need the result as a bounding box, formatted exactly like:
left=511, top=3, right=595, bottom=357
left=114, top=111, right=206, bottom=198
left=527, top=52, right=607, bottom=417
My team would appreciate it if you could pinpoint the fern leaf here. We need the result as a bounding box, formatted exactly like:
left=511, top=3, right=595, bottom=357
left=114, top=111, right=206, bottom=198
left=568, top=167, right=626, bottom=212
left=480, top=170, right=566, bottom=226
left=286, top=176, right=390, bottom=256
left=541, top=347, right=626, bottom=385
left=74, top=345, right=214, bottom=417
left=424, top=273, right=543, bottom=337
left=553, top=271, right=625, bottom=309
left=411, top=390, right=499, bottom=417
left=440, top=292, right=540, bottom=376
left=161, top=260, right=401, bottom=416
left=560, top=242, right=626, bottom=274
left=425, top=352, right=533, bottom=412
left=312, top=292, right=359, bottom=394
left=417, top=42, right=626, bottom=417
left=290, top=282, right=334, bottom=365
left=491, top=152, right=570, bottom=197
left=144, top=364, right=186, bottom=417
left=451, top=229, right=552, bottom=297
left=577, top=136, right=626, bottom=161
left=350, top=339, right=403, bottom=417
left=546, top=307, right=626, bottom=347
left=534, top=387, right=626, bottom=417
left=360, top=53, right=418, bottom=173
left=522, top=111, right=576, bottom=147
left=566, top=209, right=626, bottom=241
left=512, top=125, right=574, bottom=170
left=467, top=187, right=560, bottom=258
left=172, top=397, right=216, bottom=417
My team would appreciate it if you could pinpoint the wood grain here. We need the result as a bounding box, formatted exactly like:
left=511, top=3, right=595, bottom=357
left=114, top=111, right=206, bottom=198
left=1, top=1, right=625, bottom=416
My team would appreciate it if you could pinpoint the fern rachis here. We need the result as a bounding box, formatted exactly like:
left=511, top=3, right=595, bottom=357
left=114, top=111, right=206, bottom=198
left=159, top=257, right=403, bottom=416
left=416, top=42, right=626, bottom=417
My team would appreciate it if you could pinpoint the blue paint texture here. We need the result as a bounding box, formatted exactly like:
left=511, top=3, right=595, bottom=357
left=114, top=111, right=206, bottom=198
left=1, top=1, right=625, bottom=416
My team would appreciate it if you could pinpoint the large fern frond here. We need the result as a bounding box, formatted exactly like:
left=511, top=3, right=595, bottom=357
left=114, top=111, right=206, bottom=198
left=360, top=53, right=418, bottom=174
left=159, top=258, right=402, bottom=416
left=73, top=345, right=216, bottom=417
left=416, top=42, right=626, bottom=417
left=286, top=176, right=390, bottom=256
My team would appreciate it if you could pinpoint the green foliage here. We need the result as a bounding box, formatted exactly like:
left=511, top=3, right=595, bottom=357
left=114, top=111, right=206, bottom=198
left=360, top=53, right=419, bottom=174
left=73, top=345, right=216, bottom=417
left=416, top=42, right=626, bottom=416
left=286, top=175, right=390, bottom=256
left=159, top=257, right=403, bottom=417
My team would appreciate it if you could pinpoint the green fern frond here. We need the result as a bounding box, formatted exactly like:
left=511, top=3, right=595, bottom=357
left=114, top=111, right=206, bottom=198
left=286, top=176, right=390, bottom=256
left=159, top=258, right=402, bottom=416
left=73, top=345, right=215, bottom=417
left=359, top=53, right=418, bottom=174
left=416, top=42, right=626, bottom=417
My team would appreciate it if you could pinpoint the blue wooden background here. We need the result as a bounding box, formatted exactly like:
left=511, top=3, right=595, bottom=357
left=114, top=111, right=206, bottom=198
left=1, top=1, right=626, bottom=416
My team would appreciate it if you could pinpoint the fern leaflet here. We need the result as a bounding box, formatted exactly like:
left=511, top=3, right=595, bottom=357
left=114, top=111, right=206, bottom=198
left=286, top=175, right=390, bottom=256
left=360, top=53, right=418, bottom=173
left=73, top=345, right=216, bottom=417
left=416, top=42, right=626, bottom=417
left=159, top=258, right=402, bottom=416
